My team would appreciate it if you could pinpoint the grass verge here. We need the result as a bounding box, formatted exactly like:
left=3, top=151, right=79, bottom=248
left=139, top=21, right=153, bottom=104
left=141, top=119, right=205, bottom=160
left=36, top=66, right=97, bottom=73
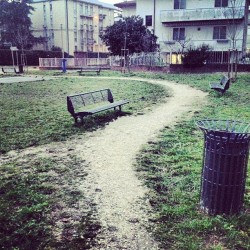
left=135, top=73, right=250, bottom=249
left=0, top=74, right=169, bottom=249
left=0, top=77, right=169, bottom=153
left=0, top=154, right=101, bottom=249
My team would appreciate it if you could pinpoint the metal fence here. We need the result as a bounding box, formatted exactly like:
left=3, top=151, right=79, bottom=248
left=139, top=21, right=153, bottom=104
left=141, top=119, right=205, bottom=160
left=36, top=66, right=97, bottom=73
left=39, top=57, right=109, bottom=68
left=39, top=50, right=250, bottom=69
left=110, top=52, right=167, bottom=67
left=110, top=50, right=250, bottom=67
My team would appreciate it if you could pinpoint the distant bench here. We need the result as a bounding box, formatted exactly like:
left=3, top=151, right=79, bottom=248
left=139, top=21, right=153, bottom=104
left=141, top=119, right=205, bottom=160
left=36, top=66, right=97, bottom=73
left=2, top=67, right=19, bottom=74
left=67, top=88, right=129, bottom=124
left=210, top=75, right=230, bottom=95
left=78, top=67, right=101, bottom=76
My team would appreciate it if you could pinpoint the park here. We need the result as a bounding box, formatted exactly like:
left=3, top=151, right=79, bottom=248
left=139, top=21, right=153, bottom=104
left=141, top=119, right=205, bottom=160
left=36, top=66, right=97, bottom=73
left=0, top=0, right=250, bottom=248
left=0, top=69, right=249, bottom=249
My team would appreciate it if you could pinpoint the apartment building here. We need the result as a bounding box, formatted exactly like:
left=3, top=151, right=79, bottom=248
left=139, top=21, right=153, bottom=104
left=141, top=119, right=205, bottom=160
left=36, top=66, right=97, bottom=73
left=116, top=0, right=249, bottom=54
left=30, top=0, right=116, bottom=55
left=114, top=0, right=136, bottom=17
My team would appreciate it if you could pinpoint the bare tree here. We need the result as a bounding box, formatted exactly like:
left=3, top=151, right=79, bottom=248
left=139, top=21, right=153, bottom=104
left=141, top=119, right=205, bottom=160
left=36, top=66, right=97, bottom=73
left=222, top=0, right=248, bottom=80
left=164, top=37, right=191, bottom=64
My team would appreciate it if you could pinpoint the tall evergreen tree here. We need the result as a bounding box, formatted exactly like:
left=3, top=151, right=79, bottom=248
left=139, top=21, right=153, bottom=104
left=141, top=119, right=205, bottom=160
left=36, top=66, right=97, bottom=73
left=0, top=0, right=36, bottom=49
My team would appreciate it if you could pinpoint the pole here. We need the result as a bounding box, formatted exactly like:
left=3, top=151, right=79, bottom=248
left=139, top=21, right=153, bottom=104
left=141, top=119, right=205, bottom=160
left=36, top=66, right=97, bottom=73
left=98, top=35, right=100, bottom=66
left=11, top=50, right=15, bottom=68
left=123, top=20, right=127, bottom=73
left=153, top=0, right=156, bottom=35
left=61, top=24, right=64, bottom=58
left=65, top=0, right=70, bottom=55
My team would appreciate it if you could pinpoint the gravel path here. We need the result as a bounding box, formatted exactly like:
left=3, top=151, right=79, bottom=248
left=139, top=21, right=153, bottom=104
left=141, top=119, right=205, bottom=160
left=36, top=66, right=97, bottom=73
left=0, top=77, right=207, bottom=249
left=75, top=78, right=207, bottom=249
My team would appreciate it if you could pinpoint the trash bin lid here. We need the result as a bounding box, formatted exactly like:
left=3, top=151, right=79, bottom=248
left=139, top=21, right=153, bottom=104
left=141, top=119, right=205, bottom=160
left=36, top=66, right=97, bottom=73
left=196, top=119, right=250, bottom=136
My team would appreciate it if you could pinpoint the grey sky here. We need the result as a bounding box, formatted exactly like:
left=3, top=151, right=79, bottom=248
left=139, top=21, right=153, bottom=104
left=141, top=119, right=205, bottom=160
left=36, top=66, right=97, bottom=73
left=101, top=0, right=121, bottom=4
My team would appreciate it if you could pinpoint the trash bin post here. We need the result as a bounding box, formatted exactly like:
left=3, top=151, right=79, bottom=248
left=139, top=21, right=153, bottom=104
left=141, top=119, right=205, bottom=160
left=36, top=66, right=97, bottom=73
left=62, top=58, right=67, bottom=73
left=18, top=64, right=24, bottom=73
left=197, top=120, right=250, bottom=215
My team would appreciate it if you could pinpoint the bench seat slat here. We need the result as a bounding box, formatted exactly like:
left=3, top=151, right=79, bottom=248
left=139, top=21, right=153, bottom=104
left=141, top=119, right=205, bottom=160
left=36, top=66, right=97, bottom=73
left=210, top=83, right=224, bottom=89
left=78, top=67, right=101, bottom=75
left=75, top=100, right=129, bottom=116
left=85, top=100, right=129, bottom=114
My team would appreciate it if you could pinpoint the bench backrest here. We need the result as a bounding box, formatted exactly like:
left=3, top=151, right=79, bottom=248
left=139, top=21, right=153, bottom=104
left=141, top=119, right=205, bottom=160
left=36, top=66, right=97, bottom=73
left=2, top=67, right=16, bottom=73
left=67, top=88, right=114, bottom=116
left=220, top=76, right=229, bottom=87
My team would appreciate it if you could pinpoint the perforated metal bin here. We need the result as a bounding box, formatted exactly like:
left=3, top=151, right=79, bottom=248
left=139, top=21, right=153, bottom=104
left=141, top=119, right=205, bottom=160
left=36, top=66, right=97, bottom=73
left=197, top=120, right=250, bottom=215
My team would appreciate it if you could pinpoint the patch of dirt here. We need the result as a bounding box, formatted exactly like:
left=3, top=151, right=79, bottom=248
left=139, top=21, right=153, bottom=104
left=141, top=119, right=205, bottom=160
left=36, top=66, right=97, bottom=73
left=0, top=78, right=207, bottom=249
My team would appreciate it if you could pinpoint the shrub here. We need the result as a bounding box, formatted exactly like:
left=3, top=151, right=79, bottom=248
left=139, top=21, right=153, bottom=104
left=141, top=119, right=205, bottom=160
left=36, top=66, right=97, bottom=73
left=182, top=44, right=211, bottom=68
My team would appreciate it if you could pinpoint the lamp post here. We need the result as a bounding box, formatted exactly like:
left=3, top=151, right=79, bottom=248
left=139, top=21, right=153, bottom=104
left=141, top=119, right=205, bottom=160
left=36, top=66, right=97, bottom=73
left=65, top=0, right=69, bottom=55
left=98, top=32, right=100, bottom=66
left=60, top=24, right=64, bottom=58
left=122, top=19, right=127, bottom=73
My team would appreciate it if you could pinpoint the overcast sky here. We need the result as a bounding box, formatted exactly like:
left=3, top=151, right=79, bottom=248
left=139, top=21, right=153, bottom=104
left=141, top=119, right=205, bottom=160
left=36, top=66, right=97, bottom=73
left=101, top=0, right=121, bottom=4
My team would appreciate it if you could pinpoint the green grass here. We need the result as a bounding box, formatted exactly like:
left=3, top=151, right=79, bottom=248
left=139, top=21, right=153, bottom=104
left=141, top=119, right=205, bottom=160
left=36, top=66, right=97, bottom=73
left=0, top=71, right=249, bottom=249
left=0, top=74, right=169, bottom=249
left=0, top=77, right=169, bottom=153
left=0, top=155, right=101, bottom=249
left=135, top=73, right=250, bottom=249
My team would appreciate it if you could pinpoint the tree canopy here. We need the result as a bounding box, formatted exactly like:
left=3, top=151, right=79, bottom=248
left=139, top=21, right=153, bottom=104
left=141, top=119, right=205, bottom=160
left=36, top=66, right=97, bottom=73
left=0, top=0, right=37, bottom=49
left=100, top=16, right=158, bottom=55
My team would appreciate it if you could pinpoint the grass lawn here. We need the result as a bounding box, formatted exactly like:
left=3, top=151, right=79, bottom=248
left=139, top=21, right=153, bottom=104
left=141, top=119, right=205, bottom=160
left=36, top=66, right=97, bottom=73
left=0, top=75, right=169, bottom=249
left=0, top=76, right=168, bottom=153
left=134, top=72, right=250, bottom=250
left=0, top=70, right=249, bottom=249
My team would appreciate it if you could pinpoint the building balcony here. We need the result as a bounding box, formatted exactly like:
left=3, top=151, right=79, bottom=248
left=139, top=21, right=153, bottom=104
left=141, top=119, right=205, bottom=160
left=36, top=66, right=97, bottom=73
left=160, top=7, right=244, bottom=24
left=87, top=39, right=95, bottom=45
left=80, top=13, right=93, bottom=18
left=99, top=14, right=106, bottom=21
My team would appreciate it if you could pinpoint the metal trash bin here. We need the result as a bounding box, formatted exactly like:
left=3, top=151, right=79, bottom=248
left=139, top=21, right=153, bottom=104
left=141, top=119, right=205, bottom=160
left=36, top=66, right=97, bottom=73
left=18, top=64, right=24, bottom=73
left=197, top=120, right=250, bottom=215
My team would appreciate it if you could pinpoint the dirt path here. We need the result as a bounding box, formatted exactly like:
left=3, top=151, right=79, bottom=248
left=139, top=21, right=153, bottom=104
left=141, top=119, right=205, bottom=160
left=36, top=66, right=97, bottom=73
left=0, top=77, right=207, bottom=249
left=73, top=78, right=207, bottom=249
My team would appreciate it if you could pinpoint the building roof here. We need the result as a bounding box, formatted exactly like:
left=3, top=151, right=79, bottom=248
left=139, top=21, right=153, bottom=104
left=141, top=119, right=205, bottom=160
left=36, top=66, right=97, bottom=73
left=31, top=0, right=117, bottom=10
left=114, top=0, right=136, bottom=8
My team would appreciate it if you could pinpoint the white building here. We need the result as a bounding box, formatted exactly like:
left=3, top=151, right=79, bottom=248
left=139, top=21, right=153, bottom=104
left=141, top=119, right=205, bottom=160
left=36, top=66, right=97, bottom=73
left=114, top=0, right=136, bottom=17
left=116, top=0, right=250, bottom=55
left=30, top=0, right=117, bottom=55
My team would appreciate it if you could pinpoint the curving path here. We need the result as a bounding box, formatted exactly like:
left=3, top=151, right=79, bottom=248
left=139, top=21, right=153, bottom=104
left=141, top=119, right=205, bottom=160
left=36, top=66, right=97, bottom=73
left=75, top=78, right=207, bottom=249
left=0, top=77, right=207, bottom=249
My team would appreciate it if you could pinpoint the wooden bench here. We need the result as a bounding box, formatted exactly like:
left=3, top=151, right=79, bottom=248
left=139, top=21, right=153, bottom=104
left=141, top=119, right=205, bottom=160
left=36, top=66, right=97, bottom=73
left=78, top=67, right=101, bottom=76
left=210, top=75, right=230, bottom=95
left=67, top=88, right=129, bottom=124
left=2, top=67, right=19, bottom=74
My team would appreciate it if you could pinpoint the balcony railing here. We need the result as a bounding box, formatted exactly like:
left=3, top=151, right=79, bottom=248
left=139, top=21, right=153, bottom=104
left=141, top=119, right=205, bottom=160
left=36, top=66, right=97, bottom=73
left=160, top=7, right=244, bottom=23
left=80, top=12, right=93, bottom=18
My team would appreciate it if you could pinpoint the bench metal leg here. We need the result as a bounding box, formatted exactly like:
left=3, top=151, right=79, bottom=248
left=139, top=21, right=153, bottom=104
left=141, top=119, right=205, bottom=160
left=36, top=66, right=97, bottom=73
left=75, top=116, right=83, bottom=125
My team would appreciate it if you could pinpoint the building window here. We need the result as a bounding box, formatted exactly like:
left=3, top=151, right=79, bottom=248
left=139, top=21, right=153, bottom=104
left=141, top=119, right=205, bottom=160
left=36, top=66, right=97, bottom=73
left=215, top=0, right=228, bottom=7
left=145, top=15, right=152, bottom=26
left=213, top=26, right=227, bottom=39
left=174, top=0, right=186, bottom=9
left=85, top=5, right=88, bottom=15
left=74, top=31, right=77, bottom=42
left=80, top=3, right=83, bottom=15
left=173, top=27, right=185, bottom=40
